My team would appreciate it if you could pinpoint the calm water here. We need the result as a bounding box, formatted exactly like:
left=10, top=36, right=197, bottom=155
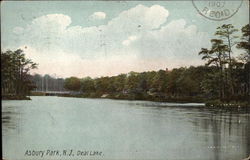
left=2, top=96, right=250, bottom=160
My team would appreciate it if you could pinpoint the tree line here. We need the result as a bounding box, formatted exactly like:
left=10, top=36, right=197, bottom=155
left=64, top=67, right=211, bottom=101
left=64, top=24, right=249, bottom=103
left=1, top=49, right=38, bottom=97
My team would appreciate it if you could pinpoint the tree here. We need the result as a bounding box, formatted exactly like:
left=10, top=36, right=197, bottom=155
left=125, top=72, right=140, bottom=90
left=1, top=49, right=37, bottom=96
left=94, top=77, right=110, bottom=93
left=151, top=70, right=168, bottom=93
left=215, top=24, right=239, bottom=95
left=81, top=77, right=95, bottom=92
left=198, top=24, right=249, bottom=102
left=133, top=72, right=146, bottom=92
left=64, top=77, right=81, bottom=91
left=237, top=24, right=250, bottom=63
left=200, top=66, right=221, bottom=98
left=166, top=68, right=185, bottom=96
left=113, top=74, right=126, bottom=92
left=210, top=39, right=228, bottom=99
left=176, top=66, right=206, bottom=97
left=236, top=24, right=250, bottom=98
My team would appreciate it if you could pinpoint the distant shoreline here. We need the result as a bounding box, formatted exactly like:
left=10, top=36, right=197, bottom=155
left=58, top=94, right=250, bottom=108
left=2, top=95, right=31, bottom=100
left=2, top=94, right=249, bottom=107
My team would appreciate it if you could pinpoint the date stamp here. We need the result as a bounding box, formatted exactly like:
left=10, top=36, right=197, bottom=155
left=192, top=0, right=243, bottom=21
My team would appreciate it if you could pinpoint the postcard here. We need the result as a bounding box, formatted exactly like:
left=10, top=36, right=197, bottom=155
left=1, top=0, right=250, bottom=160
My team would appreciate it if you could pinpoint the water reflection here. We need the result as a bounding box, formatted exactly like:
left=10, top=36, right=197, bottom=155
left=2, top=105, right=21, bottom=135
left=189, top=107, right=250, bottom=160
left=116, top=100, right=250, bottom=159
left=2, top=97, right=250, bottom=160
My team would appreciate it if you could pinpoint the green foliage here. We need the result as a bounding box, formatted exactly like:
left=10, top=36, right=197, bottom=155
left=151, top=70, right=168, bottom=92
left=94, top=76, right=112, bottom=93
left=113, top=74, right=126, bottom=92
left=64, top=77, right=81, bottom=91
left=237, top=24, right=250, bottom=63
left=125, top=71, right=140, bottom=90
left=199, top=24, right=250, bottom=102
left=1, top=49, right=38, bottom=96
left=81, top=77, right=95, bottom=92
left=65, top=66, right=210, bottom=102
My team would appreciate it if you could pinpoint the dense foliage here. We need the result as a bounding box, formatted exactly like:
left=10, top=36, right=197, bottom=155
left=1, top=49, right=38, bottom=97
left=199, top=24, right=249, bottom=102
left=64, top=77, right=81, bottom=91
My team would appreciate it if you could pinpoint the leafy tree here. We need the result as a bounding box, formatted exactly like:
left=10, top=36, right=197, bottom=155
left=200, top=67, right=220, bottom=98
left=113, top=74, right=126, bottom=92
left=1, top=49, right=37, bottom=96
left=125, top=72, right=140, bottom=90
left=199, top=39, right=229, bottom=99
left=64, top=77, right=81, bottom=91
left=151, top=70, right=168, bottom=93
left=135, top=72, right=148, bottom=92
left=215, top=24, right=238, bottom=66
left=237, top=24, right=250, bottom=63
left=215, top=24, right=239, bottom=95
left=81, top=77, right=95, bottom=92
left=166, top=68, right=185, bottom=96
left=94, top=77, right=110, bottom=93
left=236, top=24, right=250, bottom=99
left=176, top=66, right=206, bottom=96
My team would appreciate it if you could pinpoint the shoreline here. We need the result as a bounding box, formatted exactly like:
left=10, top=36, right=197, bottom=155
left=1, top=95, right=31, bottom=100
left=58, top=94, right=250, bottom=107
left=58, top=94, right=205, bottom=103
left=3, top=94, right=249, bottom=107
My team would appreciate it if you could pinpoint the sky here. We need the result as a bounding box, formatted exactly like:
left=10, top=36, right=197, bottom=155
left=1, top=0, right=249, bottom=78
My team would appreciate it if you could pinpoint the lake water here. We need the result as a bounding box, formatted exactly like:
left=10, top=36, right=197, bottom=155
left=2, top=96, right=250, bottom=160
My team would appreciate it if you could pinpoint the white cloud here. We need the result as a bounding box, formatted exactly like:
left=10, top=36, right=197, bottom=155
left=105, top=4, right=169, bottom=39
left=132, top=19, right=210, bottom=60
left=16, top=14, right=71, bottom=52
left=122, top=35, right=137, bottom=46
left=90, top=12, right=106, bottom=20
left=13, top=27, right=24, bottom=34
left=11, top=5, right=210, bottom=77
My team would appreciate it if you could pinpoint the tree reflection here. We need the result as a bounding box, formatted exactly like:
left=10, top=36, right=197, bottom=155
left=191, top=107, right=250, bottom=160
left=2, top=106, right=20, bottom=135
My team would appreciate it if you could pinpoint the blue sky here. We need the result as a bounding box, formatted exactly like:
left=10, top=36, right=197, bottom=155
left=1, top=1, right=249, bottom=78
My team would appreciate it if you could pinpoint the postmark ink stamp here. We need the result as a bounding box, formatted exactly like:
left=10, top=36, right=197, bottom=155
left=192, top=0, right=243, bottom=21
